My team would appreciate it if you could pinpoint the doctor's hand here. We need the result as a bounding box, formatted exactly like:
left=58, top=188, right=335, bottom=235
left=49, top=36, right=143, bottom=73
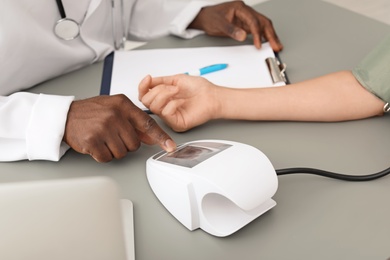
left=188, top=1, right=283, bottom=52
left=63, top=95, right=176, bottom=162
left=139, top=75, right=220, bottom=132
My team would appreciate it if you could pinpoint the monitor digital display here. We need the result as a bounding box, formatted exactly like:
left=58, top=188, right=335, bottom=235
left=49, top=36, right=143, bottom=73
left=157, top=142, right=232, bottom=168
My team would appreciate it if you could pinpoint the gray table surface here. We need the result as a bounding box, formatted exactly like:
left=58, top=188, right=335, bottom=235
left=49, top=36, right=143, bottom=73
left=2, top=0, right=390, bottom=259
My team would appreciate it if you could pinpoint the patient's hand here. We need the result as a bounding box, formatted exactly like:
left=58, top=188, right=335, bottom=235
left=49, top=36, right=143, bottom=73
left=139, top=75, right=220, bottom=132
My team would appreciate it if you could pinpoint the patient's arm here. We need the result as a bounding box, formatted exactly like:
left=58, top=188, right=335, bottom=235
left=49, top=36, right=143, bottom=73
left=139, top=71, right=385, bottom=132
left=217, top=70, right=384, bottom=122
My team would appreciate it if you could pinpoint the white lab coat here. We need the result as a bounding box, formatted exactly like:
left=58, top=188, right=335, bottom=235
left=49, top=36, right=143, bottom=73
left=0, top=0, right=212, bottom=161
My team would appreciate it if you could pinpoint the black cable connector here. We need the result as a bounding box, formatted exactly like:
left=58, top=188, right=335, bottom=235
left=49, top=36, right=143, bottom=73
left=276, top=166, right=390, bottom=181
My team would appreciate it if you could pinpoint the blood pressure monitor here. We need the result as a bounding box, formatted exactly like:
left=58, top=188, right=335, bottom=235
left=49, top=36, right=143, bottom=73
left=146, top=140, right=278, bottom=237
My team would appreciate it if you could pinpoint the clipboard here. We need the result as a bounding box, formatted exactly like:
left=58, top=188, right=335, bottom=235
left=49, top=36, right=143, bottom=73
left=101, top=43, right=289, bottom=111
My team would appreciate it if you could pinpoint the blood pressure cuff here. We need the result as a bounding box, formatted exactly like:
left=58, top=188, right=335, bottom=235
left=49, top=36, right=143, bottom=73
left=352, top=35, right=390, bottom=104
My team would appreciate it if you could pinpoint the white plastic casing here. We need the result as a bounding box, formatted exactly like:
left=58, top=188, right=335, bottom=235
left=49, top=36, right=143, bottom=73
left=146, top=140, right=278, bottom=237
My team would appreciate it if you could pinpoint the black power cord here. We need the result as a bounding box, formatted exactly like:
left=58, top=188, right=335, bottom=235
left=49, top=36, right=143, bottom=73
left=276, top=166, right=390, bottom=181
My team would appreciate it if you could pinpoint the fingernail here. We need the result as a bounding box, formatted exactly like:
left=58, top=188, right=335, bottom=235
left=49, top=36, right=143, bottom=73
left=91, top=154, right=101, bottom=163
left=164, top=139, right=177, bottom=152
left=233, top=30, right=246, bottom=41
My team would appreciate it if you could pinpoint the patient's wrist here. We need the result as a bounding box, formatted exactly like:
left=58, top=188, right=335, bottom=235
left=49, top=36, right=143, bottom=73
left=213, top=86, right=233, bottom=120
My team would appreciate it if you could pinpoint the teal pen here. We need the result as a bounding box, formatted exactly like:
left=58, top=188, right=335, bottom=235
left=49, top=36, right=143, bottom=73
left=184, top=63, right=228, bottom=76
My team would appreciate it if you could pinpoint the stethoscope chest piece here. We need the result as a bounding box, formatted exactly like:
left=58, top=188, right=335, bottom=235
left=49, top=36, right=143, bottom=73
left=54, top=18, right=80, bottom=40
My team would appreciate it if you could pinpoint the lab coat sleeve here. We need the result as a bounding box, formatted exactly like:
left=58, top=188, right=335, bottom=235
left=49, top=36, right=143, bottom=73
left=0, top=93, right=74, bottom=162
left=128, top=0, right=215, bottom=40
left=169, top=1, right=215, bottom=39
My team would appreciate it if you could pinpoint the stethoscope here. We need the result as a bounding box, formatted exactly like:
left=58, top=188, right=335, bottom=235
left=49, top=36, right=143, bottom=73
left=54, top=0, right=81, bottom=40
left=53, top=0, right=125, bottom=50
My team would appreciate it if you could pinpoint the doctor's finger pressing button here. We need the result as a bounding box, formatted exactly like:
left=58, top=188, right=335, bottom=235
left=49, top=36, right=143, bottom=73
left=63, top=95, right=176, bottom=163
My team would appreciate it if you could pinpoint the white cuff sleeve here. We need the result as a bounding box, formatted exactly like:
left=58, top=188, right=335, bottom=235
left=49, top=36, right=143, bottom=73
left=169, top=1, right=213, bottom=39
left=26, top=94, right=74, bottom=161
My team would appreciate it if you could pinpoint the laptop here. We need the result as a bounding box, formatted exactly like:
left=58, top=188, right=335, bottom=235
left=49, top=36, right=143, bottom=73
left=0, top=176, right=134, bottom=260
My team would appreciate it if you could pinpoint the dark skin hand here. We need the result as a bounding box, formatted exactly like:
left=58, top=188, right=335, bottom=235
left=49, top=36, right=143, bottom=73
left=188, top=1, right=283, bottom=52
left=63, top=94, right=176, bottom=162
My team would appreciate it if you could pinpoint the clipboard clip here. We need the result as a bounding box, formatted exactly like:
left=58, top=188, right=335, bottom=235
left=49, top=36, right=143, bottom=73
left=265, top=57, right=287, bottom=84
